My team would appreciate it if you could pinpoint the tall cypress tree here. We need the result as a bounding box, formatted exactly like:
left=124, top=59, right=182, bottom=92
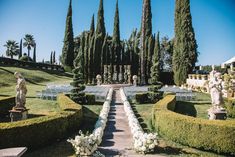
left=173, top=0, right=198, bottom=86
left=150, top=32, right=160, bottom=84
left=61, top=0, right=75, bottom=69
left=53, top=51, right=56, bottom=64
left=94, top=0, right=106, bottom=76
left=140, top=0, right=152, bottom=85
left=19, top=39, right=22, bottom=59
left=33, top=43, right=36, bottom=62
left=90, top=14, right=95, bottom=37
left=112, top=0, right=121, bottom=80
left=96, top=0, right=106, bottom=38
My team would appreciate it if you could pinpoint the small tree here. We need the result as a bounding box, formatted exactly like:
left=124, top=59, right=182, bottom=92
left=70, top=49, right=85, bottom=103
left=33, top=43, right=36, bottom=62
left=19, top=39, right=23, bottom=59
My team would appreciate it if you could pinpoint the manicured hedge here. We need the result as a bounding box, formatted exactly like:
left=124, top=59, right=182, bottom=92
left=135, top=92, right=163, bottom=104
left=152, top=94, right=235, bottom=155
left=0, top=97, right=15, bottom=117
left=226, top=99, right=235, bottom=118
left=0, top=57, right=64, bottom=71
left=0, top=94, right=82, bottom=149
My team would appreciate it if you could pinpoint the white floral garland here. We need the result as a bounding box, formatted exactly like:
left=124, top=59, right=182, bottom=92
left=120, top=88, right=158, bottom=154
left=68, top=88, right=113, bottom=156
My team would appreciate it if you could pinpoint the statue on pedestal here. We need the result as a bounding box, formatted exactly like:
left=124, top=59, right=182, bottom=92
left=208, top=72, right=227, bottom=120
left=209, top=72, right=223, bottom=108
left=96, top=75, right=102, bottom=86
left=14, top=72, right=27, bottom=110
left=133, top=75, right=138, bottom=86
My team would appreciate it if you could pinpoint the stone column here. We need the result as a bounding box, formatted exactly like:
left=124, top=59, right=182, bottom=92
left=118, top=65, right=123, bottom=83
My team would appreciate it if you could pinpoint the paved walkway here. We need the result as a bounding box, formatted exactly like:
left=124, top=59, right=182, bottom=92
left=98, top=88, right=164, bottom=157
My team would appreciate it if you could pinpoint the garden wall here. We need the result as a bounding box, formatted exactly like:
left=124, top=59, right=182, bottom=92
left=152, top=94, right=235, bottom=155
left=0, top=94, right=82, bottom=149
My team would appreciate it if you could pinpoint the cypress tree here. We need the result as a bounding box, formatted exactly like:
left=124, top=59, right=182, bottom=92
left=140, top=0, right=152, bottom=85
left=19, top=39, right=22, bottom=59
left=50, top=51, right=52, bottom=64
left=33, top=43, right=36, bottom=62
left=147, top=35, right=154, bottom=81
left=150, top=32, right=160, bottom=84
left=112, top=0, right=121, bottom=80
left=94, top=0, right=106, bottom=76
left=90, top=14, right=95, bottom=37
left=173, top=0, right=198, bottom=85
left=53, top=51, right=56, bottom=64
left=70, top=49, right=85, bottom=103
left=61, top=0, right=75, bottom=69
left=96, top=0, right=106, bottom=38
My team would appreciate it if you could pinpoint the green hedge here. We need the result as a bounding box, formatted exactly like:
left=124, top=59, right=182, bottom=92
left=152, top=94, right=235, bottom=155
left=0, top=97, right=15, bottom=117
left=226, top=99, right=235, bottom=118
left=0, top=94, right=82, bottom=149
left=135, top=92, right=163, bottom=104
left=84, top=94, right=96, bottom=104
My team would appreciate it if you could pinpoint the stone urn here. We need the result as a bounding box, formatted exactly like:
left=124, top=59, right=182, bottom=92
left=132, top=75, right=138, bottom=86
left=96, top=74, right=102, bottom=86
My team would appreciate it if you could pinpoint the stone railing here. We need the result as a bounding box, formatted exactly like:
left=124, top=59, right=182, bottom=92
left=186, top=74, right=209, bottom=92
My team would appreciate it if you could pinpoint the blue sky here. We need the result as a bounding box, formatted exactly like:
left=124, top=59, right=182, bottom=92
left=0, top=0, right=234, bottom=65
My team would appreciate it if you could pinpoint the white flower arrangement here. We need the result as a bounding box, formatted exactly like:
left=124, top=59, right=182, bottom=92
left=68, top=88, right=113, bottom=156
left=120, top=88, right=158, bottom=154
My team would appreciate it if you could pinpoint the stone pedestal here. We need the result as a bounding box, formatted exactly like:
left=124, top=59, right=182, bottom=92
left=9, top=108, right=29, bottom=122
left=133, top=75, right=137, bottom=86
left=207, top=107, right=227, bottom=120
left=96, top=75, right=102, bottom=86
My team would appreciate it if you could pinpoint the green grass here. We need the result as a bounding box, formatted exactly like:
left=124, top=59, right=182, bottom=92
left=0, top=66, right=73, bottom=116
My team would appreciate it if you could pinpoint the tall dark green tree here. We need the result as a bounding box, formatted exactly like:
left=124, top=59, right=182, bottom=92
left=112, top=0, right=121, bottom=80
left=88, top=15, right=95, bottom=84
left=173, top=0, right=198, bottom=85
left=150, top=32, right=160, bottom=84
left=33, top=43, right=36, bottom=62
left=140, top=0, right=152, bottom=85
left=50, top=51, right=53, bottom=64
left=96, top=0, right=106, bottom=39
left=93, top=0, right=106, bottom=76
left=61, top=0, right=75, bottom=69
left=19, top=39, right=22, bottom=59
left=90, top=14, right=95, bottom=37
left=53, top=51, right=56, bottom=64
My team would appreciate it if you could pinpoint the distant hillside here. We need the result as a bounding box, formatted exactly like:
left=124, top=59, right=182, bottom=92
left=0, top=66, right=72, bottom=88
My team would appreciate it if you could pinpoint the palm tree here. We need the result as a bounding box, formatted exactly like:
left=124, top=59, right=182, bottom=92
left=4, top=40, right=19, bottom=59
left=23, top=34, right=35, bottom=57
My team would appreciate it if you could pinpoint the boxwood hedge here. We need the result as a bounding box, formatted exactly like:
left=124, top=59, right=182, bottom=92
left=0, top=97, right=15, bottom=117
left=0, top=94, right=82, bottom=149
left=152, top=94, right=235, bottom=155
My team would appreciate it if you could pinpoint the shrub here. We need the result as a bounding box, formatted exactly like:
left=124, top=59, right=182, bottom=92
left=19, top=53, right=33, bottom=62
left=148, top=84, right=163, bottom=92
left=0, top=94, right=82, bottom=149
left=135, top=92, right=163, bottom=104
left=135, top=93, right=149, bottom=104
left=0, top=97, right=15, bottom=117
left=226, top=99, right=235, bottom=118
left=85, top=94, right=96, bottom=104
left=152, top=94, right=235, bottom=155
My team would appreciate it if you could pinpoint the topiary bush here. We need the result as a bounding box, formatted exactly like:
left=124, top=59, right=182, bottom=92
left=0, top=97, right=15, bottom=117
left=0, top=94, right=83, bottom=149
left=152, top=94, right=235, bottom=155
left=135, top=93, right=149, bottom=104
left=19, top=53, right=33, bottom=62
left=135, top=91, right=163, bottom=104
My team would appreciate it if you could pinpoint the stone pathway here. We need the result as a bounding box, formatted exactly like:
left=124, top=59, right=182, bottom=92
left=98, top=88, right=164, bottom=157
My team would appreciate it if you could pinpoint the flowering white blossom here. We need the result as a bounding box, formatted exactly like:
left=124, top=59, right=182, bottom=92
left=120, top=88, right=159, bottom=154
left=68, top=88, right=113, bottom=156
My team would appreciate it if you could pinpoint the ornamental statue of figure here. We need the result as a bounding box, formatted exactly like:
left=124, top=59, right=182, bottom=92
left=14, top=72, right=27, bottom=109
left=209, top=72, right=223, bottom=108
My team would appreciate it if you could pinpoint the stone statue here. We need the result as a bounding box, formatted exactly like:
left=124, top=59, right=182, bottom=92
left=96, top=75, right=102, bottom=86
left=209, top=72, right=223, bottom=108
left=133, top=75, right=138, bottom=86
left=14, top=72, right=27, bottom=109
